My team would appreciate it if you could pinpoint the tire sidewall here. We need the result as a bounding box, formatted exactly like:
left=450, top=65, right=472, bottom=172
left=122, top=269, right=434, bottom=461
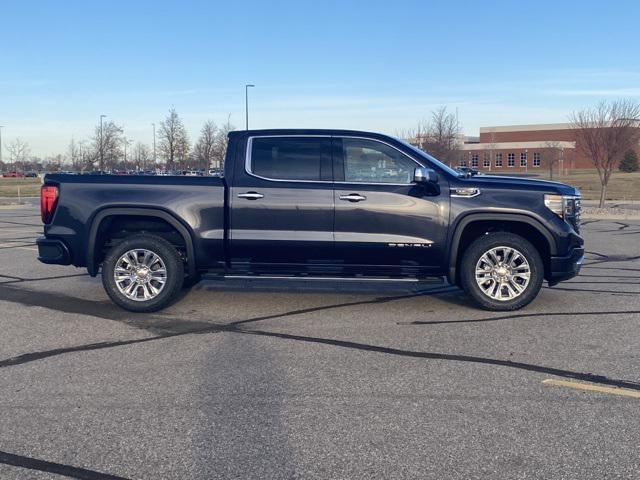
left=461, top=233, right=544, bottom=311
left=102, top=234, right=184, bottom=312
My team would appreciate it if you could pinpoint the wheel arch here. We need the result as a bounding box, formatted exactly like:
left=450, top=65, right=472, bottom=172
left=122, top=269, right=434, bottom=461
left=448, top=213, right=557, bottom=285
left=86, top=207, right=196, bottom=277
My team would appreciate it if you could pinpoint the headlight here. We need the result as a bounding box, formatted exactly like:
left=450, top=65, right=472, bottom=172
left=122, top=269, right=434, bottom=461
left=544, top=194, right=581, bottom=219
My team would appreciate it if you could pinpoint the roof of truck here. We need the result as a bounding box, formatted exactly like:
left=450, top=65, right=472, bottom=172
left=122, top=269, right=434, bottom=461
left=230, top=128, right=397, bottom=138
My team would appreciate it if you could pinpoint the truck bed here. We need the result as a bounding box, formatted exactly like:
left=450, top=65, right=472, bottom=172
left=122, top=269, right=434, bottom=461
left=43, top=174, right=226, bottom=271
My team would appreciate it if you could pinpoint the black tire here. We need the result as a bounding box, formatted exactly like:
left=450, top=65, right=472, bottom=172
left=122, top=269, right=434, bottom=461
left=460, top=232, right=544, bottom=311
left=102, top=234, right=184, bottom=312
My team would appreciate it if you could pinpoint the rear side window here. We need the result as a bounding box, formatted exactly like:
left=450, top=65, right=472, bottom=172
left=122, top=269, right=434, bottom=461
left=250, top=137, right=328, bottom=181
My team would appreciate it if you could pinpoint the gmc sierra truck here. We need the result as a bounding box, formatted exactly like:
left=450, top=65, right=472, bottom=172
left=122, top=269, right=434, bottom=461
left=37, top=129, right=583, bottom=312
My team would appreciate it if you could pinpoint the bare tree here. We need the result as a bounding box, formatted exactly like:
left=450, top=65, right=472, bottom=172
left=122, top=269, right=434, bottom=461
left=543, top=141, right=564, bottom=180
left=158, top=108, right=189, bottom=170
left=212, top=115, right=234, bottom=170
left=91, top=121, right=123, bottom=170
left=132, top=142, right=151, bottom=170
left=407, top=107, right=461, bottom=166
left=193, top=120, right=218, bottom=170
left=570, top=99, right=640, bottom=207
left=68, top=138, right=80, bottom=169
left=5, top=138, right=30, bottom=172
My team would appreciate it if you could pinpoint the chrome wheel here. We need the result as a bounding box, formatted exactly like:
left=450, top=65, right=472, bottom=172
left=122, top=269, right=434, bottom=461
left=475, top=246, right=531, bottom=301
left=114, top=249, right=167, bottom=302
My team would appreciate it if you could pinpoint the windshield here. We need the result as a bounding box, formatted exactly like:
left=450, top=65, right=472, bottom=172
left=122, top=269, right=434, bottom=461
left=396, top=138, right=461, bottom=177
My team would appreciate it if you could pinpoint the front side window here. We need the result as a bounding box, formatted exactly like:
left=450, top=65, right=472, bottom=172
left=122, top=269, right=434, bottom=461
left=342, top=138, right=416, bottom=184
left=250, top=137, right=327, bottom=181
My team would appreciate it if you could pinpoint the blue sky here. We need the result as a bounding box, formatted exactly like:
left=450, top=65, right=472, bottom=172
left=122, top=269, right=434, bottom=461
left=2, top=0, right=640, bottom=156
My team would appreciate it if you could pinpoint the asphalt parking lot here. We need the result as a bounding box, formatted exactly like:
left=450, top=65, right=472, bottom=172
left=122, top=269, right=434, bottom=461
left=0, top=205, right=639, bottom=479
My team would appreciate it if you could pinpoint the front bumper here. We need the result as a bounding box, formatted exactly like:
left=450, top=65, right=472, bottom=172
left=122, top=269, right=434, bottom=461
left=36, top=236, right=71, bottom=265
left=548, top=246, right=584, bottom=285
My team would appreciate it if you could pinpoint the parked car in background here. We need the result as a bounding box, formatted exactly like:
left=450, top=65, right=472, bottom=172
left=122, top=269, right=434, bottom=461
left=2, top=171, right=25, bottom=178
left=25, top=171, right=39, bottom=178
left=456, top=166, right=480, bottom=177
left=37, top=129, right=583, bottom=313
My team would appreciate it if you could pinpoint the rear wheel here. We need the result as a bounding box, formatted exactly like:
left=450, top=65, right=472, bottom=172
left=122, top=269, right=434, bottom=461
left=102, top=234, right=184, bottom=312
left=460, top=232, right=543, bottom=311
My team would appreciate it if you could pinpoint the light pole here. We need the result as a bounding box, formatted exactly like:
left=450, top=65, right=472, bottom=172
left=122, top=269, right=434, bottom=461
left=245, top=84, right=255, bottom=130
left=99, top=114, right=107, bottom=171
left=151, top=123, right=157, bottom=170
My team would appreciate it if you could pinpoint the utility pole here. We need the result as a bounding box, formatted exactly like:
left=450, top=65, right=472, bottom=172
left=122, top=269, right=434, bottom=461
left=151, top=123, right=156, bottom=169
left=99, top=115, right=107, bottom=171
left=245, top=84, right=255, bottom=130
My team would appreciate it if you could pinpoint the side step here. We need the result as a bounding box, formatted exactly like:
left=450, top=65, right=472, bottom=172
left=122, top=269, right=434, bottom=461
left=202, top=274, right=445, bottom=284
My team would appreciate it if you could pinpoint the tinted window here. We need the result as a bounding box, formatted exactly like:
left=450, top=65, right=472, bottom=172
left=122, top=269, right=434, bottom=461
left=343, top=138, right=416, bottom=183
left=251, top=137, right=325, bottom=181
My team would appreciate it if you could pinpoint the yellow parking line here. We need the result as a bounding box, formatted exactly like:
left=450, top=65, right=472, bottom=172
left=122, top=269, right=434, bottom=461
left=543, top=379, right=640, bottom=398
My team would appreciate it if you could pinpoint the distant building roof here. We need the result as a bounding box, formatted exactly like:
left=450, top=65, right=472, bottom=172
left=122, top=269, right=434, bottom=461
left=479, top=123, right=572, bottom=133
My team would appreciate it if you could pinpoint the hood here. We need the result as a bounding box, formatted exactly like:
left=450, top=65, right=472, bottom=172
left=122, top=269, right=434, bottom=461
left=459, top=174, right=579, bottom=196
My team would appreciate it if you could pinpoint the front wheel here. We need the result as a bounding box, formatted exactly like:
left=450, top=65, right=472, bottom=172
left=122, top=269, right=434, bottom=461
left=102, top=234, right=184, bottom=312
left=460, top=232, right=544, bottom=311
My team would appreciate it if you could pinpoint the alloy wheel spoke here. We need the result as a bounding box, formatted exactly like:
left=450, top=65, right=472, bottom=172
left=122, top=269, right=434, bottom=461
left=475, top=246, right=531, bottom=301
left=115, top=249, right=168, bottom=301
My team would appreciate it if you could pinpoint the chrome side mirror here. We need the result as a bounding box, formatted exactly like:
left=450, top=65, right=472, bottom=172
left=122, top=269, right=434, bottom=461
left=414, top=167, right=438, bottom=184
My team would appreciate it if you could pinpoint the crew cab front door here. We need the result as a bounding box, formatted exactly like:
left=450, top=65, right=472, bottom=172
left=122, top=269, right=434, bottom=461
left=332, top=137, right=449, bottom=276
left=229, top=135, right=335, bottom=272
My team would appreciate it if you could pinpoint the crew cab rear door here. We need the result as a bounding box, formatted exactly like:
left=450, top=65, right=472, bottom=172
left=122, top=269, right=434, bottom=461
left=332, top=136, right=449, bottom=276
left=229, top=135, right=335, bottom=272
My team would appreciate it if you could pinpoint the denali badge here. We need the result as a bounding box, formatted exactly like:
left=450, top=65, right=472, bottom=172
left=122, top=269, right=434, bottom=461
left=388, top=243, right=432, bottom=248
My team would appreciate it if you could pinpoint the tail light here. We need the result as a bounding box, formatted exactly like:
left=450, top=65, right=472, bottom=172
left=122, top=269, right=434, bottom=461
left=41, top=185, right=59, bottom=223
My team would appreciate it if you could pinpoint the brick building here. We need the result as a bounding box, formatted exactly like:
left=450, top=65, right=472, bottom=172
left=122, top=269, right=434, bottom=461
left=454, top=122, right=639, bottom=173
left=458, top=123, right=582, bottom=173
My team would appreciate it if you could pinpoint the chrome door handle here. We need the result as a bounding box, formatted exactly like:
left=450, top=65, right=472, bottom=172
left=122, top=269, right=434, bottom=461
left=238, top=192, right=264, bottom=200
left=339, top=194, right=367, bottom=202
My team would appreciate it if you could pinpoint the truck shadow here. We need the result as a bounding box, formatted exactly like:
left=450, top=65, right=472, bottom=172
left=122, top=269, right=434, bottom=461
left=1, top=280, right=640, bottom=392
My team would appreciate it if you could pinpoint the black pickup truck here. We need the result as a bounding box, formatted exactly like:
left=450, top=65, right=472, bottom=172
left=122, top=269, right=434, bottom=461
left=37, top=129, right=583, bottom=312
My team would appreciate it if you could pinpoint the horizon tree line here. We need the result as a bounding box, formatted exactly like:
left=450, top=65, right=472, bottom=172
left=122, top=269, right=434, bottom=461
left=2, top=101, right=639, bottom=208
left=0, top=108, right=235, bottom=173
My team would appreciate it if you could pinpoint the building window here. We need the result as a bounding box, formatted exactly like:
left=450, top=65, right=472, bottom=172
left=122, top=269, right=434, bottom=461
left=508, top=153, right=515, bottom=167
left=483, top=153, right=491, bottom=168
left=459, top=159, right=467, bottom=167
left=533, top=152, right=541, bottom=167
left=471, top=154, right=479, bottom=168
left=495, top=153, right=503, bottom=167
left=520, top=152, right=527, bottom=167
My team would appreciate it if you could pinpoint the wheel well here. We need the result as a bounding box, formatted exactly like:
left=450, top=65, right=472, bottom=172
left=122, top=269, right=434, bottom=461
left=93, top=215, right=187, bottom=268
left=454, top=220, right=551, bottom=285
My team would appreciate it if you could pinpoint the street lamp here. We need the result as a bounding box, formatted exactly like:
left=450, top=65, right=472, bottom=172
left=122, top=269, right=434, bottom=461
left=245, top=84, right=255, bottom=130
left=99, top=114, right=107, bottom=171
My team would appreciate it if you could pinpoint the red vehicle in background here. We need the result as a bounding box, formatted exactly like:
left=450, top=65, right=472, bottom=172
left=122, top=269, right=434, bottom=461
left=2, top=171, right=26, bottom=178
